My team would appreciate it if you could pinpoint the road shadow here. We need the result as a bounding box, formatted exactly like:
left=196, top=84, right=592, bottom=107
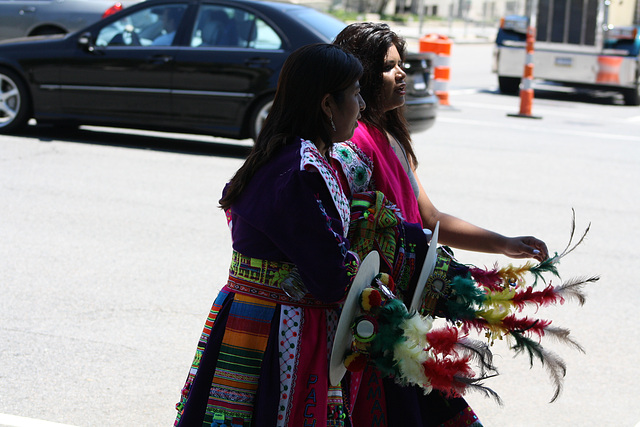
left=481, top=86, right=627, bottom=106
left=10, top=124, right=253, bottom=159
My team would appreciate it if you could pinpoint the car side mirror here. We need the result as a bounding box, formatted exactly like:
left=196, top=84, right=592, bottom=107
left=78, top=32, right=96, bottom=52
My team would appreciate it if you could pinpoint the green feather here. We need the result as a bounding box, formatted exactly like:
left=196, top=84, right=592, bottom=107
left=529, top=253, right=561, bottom=287
left=445, top=274, right=487, bottom=321
left=368, top=299, right=411, bottom=378
left=510, top=330, right=544, bottom=367
left=510, top=330, right=568, bottom=402
left=369, top=301, right=408, bottom=353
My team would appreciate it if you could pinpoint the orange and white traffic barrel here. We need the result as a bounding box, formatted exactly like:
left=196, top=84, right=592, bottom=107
left=596, top=56, right=623, bottom=83
left=419, top=34, right=452, bottom=106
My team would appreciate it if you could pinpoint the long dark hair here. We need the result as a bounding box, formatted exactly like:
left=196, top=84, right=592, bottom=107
left=219, top=43, right=363, bottom=210
left=333, top=22, right=417, bottom=167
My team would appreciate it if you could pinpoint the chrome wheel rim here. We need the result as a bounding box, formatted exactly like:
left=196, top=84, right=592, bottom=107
left=253, top=100, right=272, bottom=139
left=0, top=73, right=20, bottom=127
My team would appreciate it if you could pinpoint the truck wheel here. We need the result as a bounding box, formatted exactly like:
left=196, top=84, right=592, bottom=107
left=0, top=68, right=31, bottom=134
left=622, top=86, right=640, bottom=106
left=249, top=96, right=273, bottom=142
left=498, top=76, right=521, bottom=94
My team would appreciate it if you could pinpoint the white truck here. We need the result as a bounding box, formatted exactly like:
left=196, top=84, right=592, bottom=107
left=493, top=0, right=640, bottom=105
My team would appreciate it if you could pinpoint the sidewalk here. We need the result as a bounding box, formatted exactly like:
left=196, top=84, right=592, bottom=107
left=349, top=17, right=498, bottom=51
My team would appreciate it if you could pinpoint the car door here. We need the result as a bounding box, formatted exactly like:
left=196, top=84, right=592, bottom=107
left=0, top=0, right=43, bottom=40
left=171, top=3, right=287, bottom=137
left=55, top=2, right=189, bottom=125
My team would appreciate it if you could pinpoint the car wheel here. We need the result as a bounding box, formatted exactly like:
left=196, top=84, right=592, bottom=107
left=498, top=76, right=521, bottom=94
left=622, top=85, right=640, bottom=106
left=0, top=68, right=31, bottom=134
left=30, top=26, right=66, bottom=36
left=249, top=96, right=273, bottom=142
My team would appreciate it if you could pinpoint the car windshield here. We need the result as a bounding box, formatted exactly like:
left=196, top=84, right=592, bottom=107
left=290, top=9, right=346, bottom=42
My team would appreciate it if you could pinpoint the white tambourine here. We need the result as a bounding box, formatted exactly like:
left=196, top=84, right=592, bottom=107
left=329, top=251, right=380, bottom=386
left=409, top=221, right=440, bottom=312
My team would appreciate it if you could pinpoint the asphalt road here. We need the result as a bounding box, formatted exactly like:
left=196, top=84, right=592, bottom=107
left=1, top=43, right=639, bottom=426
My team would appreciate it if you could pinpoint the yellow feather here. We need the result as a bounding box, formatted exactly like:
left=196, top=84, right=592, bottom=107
left=477, top=306, right=511, bottom=325
left=498, top=262, right=536, bottom=287
left=484, top=288, right=516, bottom=305
left=394, top=339, right=432, bottom=392
left=401, top=314, right=433, bottom=349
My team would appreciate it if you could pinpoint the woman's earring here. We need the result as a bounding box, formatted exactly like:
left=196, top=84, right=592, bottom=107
left=330, top=116, right=336, bottom=132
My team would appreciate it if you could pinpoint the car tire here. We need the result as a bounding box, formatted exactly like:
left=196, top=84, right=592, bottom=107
left=622, top=85, right=640, bottom=106
left=0, top=67, right=31, bottom=134
left=249, top=96, right=273, bottom=142
left=498, top=76, right=521, bottom=94
left=30, top=26, right=66, bottom=36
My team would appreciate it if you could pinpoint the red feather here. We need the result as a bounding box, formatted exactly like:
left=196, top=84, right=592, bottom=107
left=470, top=266, right=504, bottom=291
left=422, top=356, right=474, bottom=396
left=427, top=326, right=461, bottom=355
left=512, top=285, right=565, bottom=310
left=459, top=318, right=490, bottom=335
left=501, top=315, right=551, bottom=337
left=459, top=314, right=552, bottom=340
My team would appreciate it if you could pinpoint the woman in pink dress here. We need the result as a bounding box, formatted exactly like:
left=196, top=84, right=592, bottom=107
left=333, top=23, right=549, bottom=427
left=334, top=23, right=547, bottom=263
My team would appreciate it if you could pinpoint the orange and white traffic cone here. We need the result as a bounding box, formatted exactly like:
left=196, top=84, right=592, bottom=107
left=508, top=3, right=542, bottom=119
left=419, top=33, right=452, bottom=106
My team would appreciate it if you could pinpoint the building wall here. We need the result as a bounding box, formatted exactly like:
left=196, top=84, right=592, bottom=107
left=608, top=0, right=637, bottom=26
left=406, top=0, right=638, bottom=26
left=395, top=0, right=527, bottom=23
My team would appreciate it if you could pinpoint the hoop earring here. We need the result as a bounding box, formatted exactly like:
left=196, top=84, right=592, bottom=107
left=330, top=116, right=336, bottom=132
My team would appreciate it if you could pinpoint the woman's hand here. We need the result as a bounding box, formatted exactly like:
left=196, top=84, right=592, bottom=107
left=502, top=236, right=549, bottom=262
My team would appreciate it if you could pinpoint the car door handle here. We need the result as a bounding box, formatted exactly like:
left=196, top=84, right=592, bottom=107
left=245, top=57, right=270, bottom=67
left=148, top=54, right=173, bottom=64
left=19, top=7, right=36, bottom=14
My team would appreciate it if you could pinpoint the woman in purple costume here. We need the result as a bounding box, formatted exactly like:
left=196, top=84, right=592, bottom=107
left=174, top=44, right=369, bottom=426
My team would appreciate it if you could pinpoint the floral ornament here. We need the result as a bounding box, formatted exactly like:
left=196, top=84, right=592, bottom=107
left=330, top=141, right=374, bottom=195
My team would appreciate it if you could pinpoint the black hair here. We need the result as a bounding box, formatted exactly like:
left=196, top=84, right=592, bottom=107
left=219, top=43, right=363, bottom=210
left=334, top=22, right=417, bottom=168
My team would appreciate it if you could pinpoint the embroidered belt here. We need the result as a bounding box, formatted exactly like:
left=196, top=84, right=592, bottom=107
left=225, top=251, right=338, bottom=308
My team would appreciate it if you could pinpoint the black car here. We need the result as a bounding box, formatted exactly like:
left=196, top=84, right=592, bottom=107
left=0, top=0, right=436, bottom=140
left=0, top=0, right=142, bottom=41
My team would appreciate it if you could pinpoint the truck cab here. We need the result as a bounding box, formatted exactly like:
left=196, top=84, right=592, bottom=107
left=493, top=1, right=640, bottom=105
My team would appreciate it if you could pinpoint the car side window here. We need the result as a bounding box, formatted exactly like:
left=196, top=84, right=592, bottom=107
left=96, top=4, right=187, bottom=47
left=190, top=5, right=281, bottom=49
left=251, top=18, right=281, bottom=49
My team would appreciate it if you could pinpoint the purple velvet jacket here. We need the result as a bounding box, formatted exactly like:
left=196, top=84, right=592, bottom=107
left=228, top=140, right=357, bottom=303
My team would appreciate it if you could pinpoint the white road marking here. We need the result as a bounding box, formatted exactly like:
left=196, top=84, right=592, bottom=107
left=448, top=88, right=640, bottom=124
left=448, top=99, right=639, bottom=121
left=0, top=414, right=79, bottom=427
left=437, top=116, right=640, bottom=142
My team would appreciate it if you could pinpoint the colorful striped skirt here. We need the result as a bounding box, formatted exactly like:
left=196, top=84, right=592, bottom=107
left=174, top=251, right=347, bottom=427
